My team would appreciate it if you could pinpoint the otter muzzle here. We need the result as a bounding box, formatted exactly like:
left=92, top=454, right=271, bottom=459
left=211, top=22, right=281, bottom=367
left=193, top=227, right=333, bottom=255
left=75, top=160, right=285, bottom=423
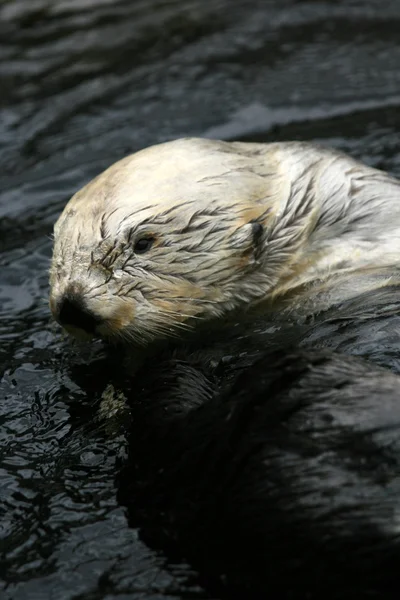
left=51, top=290, right=102, bottom=339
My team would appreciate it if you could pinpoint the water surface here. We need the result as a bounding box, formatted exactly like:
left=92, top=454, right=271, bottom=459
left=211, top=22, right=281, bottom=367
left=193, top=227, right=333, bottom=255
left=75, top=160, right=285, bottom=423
left=1, top=0, right=400, bottom=598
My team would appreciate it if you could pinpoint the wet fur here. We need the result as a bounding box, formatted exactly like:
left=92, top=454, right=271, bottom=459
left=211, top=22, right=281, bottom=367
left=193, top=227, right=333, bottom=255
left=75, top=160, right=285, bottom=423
left=118, top=348, right=400, bottom=598
left=49, top=138, right=400, bottom=344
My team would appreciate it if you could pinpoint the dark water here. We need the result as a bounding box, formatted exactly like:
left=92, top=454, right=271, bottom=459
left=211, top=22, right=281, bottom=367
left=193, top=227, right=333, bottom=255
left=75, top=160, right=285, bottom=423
left=1, top=0, right=400, bottom=598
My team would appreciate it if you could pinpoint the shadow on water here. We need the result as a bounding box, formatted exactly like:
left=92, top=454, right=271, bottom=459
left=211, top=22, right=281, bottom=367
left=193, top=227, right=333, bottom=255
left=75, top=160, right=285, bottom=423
left=1, top=0, right=400, bottom=598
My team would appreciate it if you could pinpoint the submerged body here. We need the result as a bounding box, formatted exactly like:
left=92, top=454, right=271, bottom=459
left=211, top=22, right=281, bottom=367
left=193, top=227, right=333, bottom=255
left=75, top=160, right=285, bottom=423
left=49, top=138, right=400, bottom=345
left=119, top=347, right=400, bottom=599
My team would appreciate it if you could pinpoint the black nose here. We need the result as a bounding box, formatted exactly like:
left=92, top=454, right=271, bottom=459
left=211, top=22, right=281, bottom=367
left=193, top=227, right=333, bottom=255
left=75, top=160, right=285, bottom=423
left=57, top=292, right=100, bottom=334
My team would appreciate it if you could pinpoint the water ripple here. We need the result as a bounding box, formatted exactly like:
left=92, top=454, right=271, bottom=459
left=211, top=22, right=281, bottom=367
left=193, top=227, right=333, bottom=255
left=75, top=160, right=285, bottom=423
left=1, top=0, right=400, bottom=597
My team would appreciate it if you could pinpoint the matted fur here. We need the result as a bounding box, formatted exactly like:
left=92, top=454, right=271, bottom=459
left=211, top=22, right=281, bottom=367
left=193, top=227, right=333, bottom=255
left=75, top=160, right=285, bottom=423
left=49, top=138, right=400, bottom=344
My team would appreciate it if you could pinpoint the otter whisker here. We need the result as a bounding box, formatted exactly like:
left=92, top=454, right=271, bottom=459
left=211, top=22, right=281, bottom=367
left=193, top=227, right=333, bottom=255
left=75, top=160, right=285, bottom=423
left=167, top=297, right=219, bottom=306
left=157, top=310, right=203, bottom=321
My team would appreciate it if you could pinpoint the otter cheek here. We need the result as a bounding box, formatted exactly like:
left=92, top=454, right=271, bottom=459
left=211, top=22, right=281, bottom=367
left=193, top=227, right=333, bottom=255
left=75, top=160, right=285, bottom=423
left=95, top=301, right=136, bottom=338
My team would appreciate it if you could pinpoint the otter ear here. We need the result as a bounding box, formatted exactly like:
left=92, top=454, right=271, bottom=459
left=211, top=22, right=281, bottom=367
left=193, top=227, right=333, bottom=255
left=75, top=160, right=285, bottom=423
left=231, top=220, right=264, bottom=262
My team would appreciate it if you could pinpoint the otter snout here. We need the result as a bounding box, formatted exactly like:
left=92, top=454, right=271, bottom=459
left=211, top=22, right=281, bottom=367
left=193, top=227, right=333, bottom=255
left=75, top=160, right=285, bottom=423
left=51, top=288, right=102, bottom=339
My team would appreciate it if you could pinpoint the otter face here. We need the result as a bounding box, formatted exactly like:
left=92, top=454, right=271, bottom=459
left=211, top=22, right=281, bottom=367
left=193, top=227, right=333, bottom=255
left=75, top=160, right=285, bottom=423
left=49, top=139, right=280, bottom=345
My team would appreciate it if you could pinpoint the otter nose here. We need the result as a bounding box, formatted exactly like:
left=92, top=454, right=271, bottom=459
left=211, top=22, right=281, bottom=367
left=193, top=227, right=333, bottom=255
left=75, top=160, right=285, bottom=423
left=56, top=292, right=100, bottom=334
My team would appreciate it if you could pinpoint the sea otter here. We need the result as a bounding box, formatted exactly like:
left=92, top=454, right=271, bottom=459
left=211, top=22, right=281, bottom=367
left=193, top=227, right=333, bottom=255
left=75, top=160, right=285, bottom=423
left=50, top=139, right=400, bottom=597
left=49, top=138, right=400, bottom=346
left=118, top=347, right=400, bottom=599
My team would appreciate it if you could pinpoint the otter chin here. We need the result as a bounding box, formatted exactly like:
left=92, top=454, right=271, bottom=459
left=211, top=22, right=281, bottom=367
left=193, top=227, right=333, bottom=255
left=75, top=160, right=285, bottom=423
left=49, top=137, right=400, bottom=344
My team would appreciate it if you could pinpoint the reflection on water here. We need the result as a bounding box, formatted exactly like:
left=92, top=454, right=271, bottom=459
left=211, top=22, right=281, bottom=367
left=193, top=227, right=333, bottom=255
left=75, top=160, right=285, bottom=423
left=1, top=0, right=400, bottom=597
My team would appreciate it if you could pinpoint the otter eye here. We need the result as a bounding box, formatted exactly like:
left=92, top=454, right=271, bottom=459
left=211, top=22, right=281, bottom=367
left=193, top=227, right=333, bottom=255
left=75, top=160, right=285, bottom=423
left=134, top=236, right=155, bottom=254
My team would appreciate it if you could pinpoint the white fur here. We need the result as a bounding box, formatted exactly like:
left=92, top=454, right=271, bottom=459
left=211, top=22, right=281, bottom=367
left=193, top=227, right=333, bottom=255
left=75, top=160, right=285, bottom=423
left=49, top=138, right=400, bottom=344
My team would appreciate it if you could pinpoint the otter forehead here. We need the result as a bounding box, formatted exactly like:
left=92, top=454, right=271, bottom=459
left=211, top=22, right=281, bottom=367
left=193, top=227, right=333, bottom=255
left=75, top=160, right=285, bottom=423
left=54, top=138, right=285, bottom=245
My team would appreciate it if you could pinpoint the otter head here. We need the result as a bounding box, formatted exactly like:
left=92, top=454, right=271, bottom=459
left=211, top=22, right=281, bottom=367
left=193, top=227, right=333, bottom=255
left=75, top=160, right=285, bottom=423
left=49, top=138, right=310, bottom=345
left=52, top=137, right=397, bottom=346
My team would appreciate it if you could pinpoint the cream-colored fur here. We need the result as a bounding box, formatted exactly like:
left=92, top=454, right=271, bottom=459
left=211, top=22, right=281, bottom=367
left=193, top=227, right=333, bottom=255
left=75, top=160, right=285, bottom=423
left=49, top=138, right=400, bottom=344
